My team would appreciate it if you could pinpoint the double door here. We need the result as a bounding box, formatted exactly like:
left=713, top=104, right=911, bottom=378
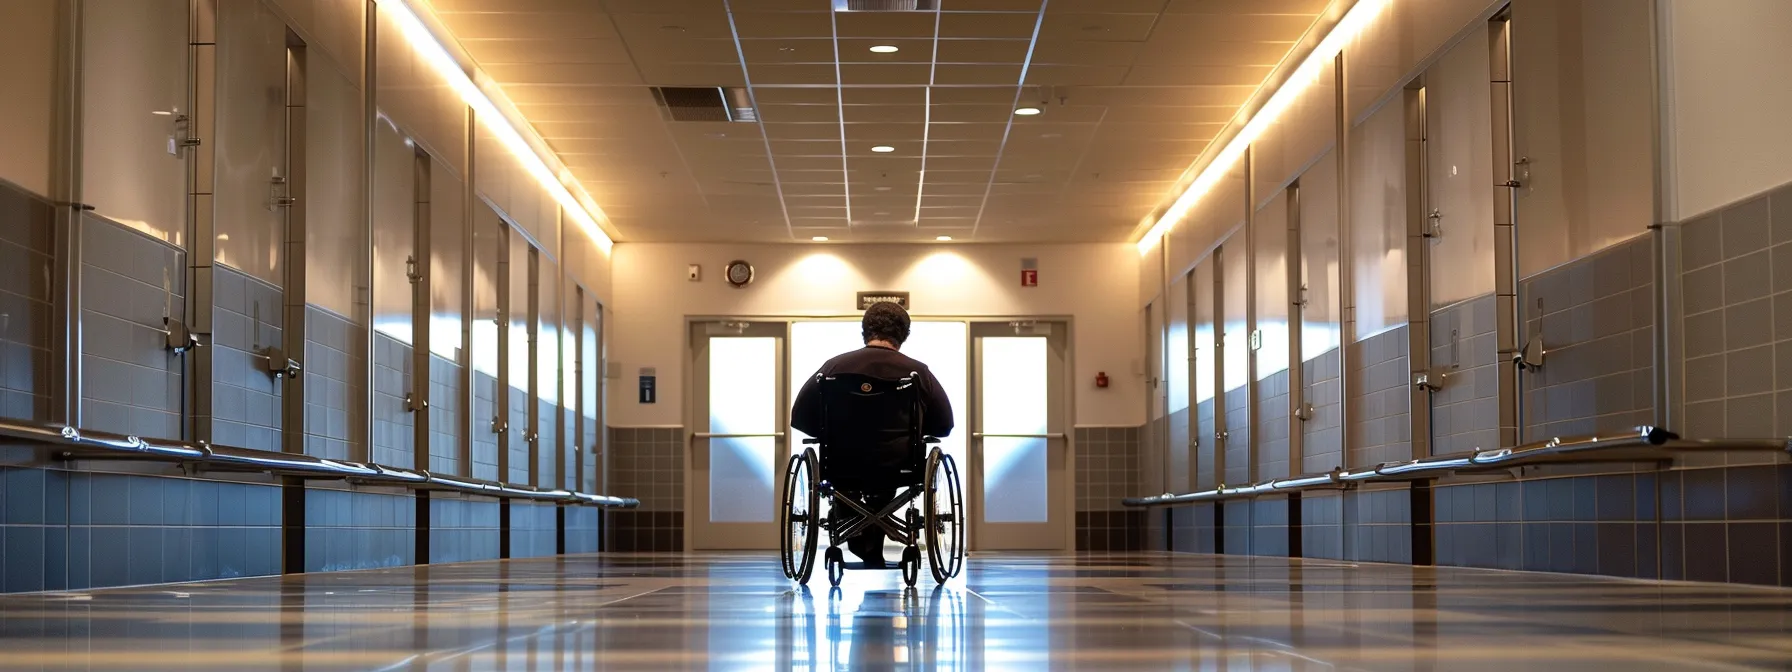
left=688, top=319, right=1068, bottom=551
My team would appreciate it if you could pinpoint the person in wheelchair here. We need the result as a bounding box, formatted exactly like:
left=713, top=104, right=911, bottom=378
left=791, top=302, right=953, bottom=569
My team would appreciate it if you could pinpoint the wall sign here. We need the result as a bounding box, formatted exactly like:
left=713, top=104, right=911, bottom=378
left=1020, top=257, right=1038, bottom=287
left=857, top=291, right=911, bottom=310
left=638, top=367, right=657, bottom=404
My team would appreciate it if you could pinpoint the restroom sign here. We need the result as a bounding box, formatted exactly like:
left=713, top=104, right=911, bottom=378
left=1020, top=258, right=1038, bottom=287
left=857, top=291, right=911, bottom=310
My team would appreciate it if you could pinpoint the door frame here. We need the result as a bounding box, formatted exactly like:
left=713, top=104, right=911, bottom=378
left=682, top=314, right=1078, bottom=554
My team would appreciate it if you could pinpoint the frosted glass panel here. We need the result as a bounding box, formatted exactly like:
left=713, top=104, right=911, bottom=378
left=1193, top=262, right=1216, bottom=405
left=1512, top=0, right=1655, bottom=276
left=305, top=62, right=364, bottom=318
left=82, top=0, right=188, bottom=246
left=1255, top=196, right=1290, bottom=380
left=428, top=163, right=464, bottom=359
left=709, top=337, right=777, bottom=524
left=1167, top=278, right=1190, bottom=413
left=214, top=0, right=289, bottom=286
left=1427, top=32, right=1497, bottom=308
left=982, top=437, right=1048, bottom=523
left=1221, top=240, right=1250, bottom=393
left=470, top=204, right=501, bottom=377
left=1300, top=152, right=1342, bottom=361
left=1350, top=100, right=1410, bottom=339
left=979, top=337, right=1047, bottom=524
left=538, top=258, right=560, bottom=403
left=370, top=120, right=414, bottom=344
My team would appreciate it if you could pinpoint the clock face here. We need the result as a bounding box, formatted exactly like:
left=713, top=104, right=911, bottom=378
left=725, top=260, right=754, bottom=287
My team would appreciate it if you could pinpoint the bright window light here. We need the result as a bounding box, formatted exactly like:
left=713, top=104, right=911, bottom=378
left=811, top=236, right=829, bottom=241
left=386, top=0, right=614, bottom=253
left=1136, top=0, right=1389, bottom=255
left=935, top=236, right=953, bottom=241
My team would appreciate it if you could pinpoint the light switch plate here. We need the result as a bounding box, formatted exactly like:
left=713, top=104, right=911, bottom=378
left=687, top=264, right=701, bottom=281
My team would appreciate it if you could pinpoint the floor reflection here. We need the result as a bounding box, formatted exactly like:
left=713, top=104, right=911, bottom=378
left=0, top=553, right=1789, bottom=670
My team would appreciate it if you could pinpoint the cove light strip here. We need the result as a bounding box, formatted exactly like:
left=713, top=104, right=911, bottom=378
left=387, top=0, right=614, bottom=253
left=1136, top=0, right=1387, bottom=255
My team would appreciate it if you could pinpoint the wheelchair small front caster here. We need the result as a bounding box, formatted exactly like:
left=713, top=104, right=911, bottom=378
left=825, top=547, right=845, bottom=587
left=900, top=546, right=920, bottom=587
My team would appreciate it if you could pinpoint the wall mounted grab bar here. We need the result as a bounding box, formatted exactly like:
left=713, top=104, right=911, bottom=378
left=1121, top=427, right=1791, bottom=508
left=0, top=420, right=638, bottom=509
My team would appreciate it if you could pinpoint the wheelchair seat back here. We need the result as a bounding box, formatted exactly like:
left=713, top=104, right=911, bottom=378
left=811, top=372, right=927, bottom=491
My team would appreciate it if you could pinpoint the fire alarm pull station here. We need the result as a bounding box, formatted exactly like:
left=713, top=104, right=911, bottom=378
left=1095, top=372, right=1109, bottom=388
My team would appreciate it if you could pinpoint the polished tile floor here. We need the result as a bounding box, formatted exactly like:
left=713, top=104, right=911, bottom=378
left=2, top=552, right=1791, bottom=670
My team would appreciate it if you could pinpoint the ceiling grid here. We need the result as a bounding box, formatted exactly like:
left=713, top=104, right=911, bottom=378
left=428, top=0, right=1332, bottom=243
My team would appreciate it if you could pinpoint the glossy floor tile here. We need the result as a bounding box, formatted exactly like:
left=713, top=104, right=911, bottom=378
left=1, top=552, right=1790, bottom=670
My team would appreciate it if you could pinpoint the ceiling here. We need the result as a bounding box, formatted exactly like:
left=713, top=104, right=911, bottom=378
left=427, top=0, right=1330, bottom=243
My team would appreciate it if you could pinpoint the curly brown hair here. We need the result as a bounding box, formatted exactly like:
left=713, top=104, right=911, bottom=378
left=861, top=301, right=911, bottom=346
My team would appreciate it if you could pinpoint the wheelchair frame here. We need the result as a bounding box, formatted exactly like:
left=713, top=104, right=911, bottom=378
left=779, top=372, right=966, bottom=587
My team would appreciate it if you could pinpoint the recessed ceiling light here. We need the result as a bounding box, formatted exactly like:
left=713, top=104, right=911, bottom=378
left=874, top=186, right=892, bottom=191
left=1014, top=107, right=1042, bottom=116
left=1040, top=133, right=1062, bottom=138
left=871, top=145, right=895, bottom=153
left=869, top=45, right=899, bottom=53
left=936, top=236, right=953, bottom=241
left=811, top=236, right=829, bottom=242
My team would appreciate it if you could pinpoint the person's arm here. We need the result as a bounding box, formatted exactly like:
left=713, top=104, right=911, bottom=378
left=791, top=372, right=822, bottom=436
left=917, top=367, right=954, bottom=438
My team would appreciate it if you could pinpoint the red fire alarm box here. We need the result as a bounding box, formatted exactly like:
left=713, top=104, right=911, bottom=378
left=1095, top=371, right=1109, bottom=388
left=1020, top=269, right=1038, bottom=287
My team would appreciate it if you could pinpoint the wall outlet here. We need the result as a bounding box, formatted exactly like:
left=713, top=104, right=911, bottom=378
left=687, top=264, right=701, bottom=281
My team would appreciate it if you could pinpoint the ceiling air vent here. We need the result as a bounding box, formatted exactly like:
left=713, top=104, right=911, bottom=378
left=834, top=0, right=938, bottom=11
left=651, top=87, right=757, bottom=123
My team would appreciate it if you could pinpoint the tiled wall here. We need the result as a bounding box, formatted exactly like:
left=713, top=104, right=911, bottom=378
left=303, top=307, right=360, bottom=461
left=427, top=496, right=501, bottom=564
left=1194, top=398, right=1216, bottom=489
left=1678, top=187, right=1792, bottom=444
left=427, top=354, right=460, bottom=474
left=1427, top=295, right=1501, bottom=454
left=0, top=467, right=281, bottom=592
left=1347, top=327, right=1411, bottom=467
left=80, top=215, right=183, bottom=439
left=0, top=183, right=52, bottom=423
left=1170, top=502, right=1218, bottom=554
left=302, top=488, right=416, bottom=572
left=509, top=500, right=557, bottom=559
left=1301, top=348, right=1345, bottom=471
left=1257, top=370, right=1291, bottom=480
left=507, top=377, right=531, bottom=484
left=1223, top=387, right=1251, bottom=485
left=1077, top=425, right=1143, bottom=551
left=210, top=267, right=285, bottom=450
left=606, top=427, right=684, bottom=552
left=372, top=334, right=415, bottom=467
left=472, top=370, right=499, bottom=481
left=1521, top=236, right=1655, bottom=441
left=565, top=506, right=600, bottom=554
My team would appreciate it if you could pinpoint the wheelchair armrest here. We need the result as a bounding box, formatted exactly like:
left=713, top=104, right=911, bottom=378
left=801, top=438, right=821, bottom=445
left=923, top=436, right=941, bottom=444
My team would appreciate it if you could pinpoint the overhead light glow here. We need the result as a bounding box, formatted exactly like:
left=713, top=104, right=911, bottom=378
left=1013, top=107, right=1042, bottom=116
left=936, top=236, right=953, bottom=241
left=869, top=45, right=900, bottom=53
left=386, top=0, right=614, bottom=253
left=811, top=236, right=829, bottom=241
left=871, top=145, right=896, bottom=153
left=1135, top=0, right=1389, bottom=255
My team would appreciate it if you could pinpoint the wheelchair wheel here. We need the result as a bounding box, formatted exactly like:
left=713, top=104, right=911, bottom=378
left=901, top=546, right=920, bottom=587
left=779, top=449, right=821, bottom=583
left=923, top=448, right=966, bottom=583
left=825, top=547, right=845, bottom=587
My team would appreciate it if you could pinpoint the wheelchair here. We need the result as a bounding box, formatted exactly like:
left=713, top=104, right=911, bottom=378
left=779, top=372, right=966, bottom=587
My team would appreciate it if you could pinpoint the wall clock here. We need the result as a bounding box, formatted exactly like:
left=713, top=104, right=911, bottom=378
left=725, top=260, right=754, bottom=287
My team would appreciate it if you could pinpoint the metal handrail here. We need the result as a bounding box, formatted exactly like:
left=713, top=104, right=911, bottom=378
left=1121, top=426, right=1792, bottom=508
left=0, top=420, right=638, bottom=509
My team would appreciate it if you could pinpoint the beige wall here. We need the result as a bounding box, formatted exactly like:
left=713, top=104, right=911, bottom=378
left=610, top=242, right=1143, bottom=427
left=1662, top=0, right=1792, bottom=220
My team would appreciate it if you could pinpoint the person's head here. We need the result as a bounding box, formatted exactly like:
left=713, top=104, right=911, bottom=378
left=861, top=302, right=911, bottom=349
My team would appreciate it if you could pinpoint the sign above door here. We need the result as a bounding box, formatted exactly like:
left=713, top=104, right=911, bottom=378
left=857, top=291, right=911, bottom=311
